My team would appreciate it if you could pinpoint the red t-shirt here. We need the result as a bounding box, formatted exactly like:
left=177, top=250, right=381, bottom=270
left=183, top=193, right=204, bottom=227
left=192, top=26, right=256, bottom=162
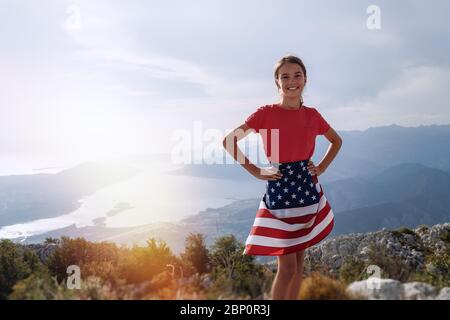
left=244, top=104, right=330, bottom=163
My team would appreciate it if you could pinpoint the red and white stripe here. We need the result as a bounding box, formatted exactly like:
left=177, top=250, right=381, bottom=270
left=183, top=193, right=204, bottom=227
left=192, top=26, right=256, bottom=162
left=244, top=176, right=334, bottom=256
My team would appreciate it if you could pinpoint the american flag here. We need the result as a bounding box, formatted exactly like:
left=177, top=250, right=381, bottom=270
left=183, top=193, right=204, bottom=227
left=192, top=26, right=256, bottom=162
left=244, top=160, right=334, bottom=256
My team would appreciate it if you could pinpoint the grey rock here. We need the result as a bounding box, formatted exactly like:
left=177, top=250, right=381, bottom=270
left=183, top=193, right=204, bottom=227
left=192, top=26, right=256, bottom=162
left=403, top=282, right=437, bottom=300
left=306, top=222, right=448, bottom=276
left=436, top=287, right=450, bottom=300
left=347, top=279, right=446, bottom=300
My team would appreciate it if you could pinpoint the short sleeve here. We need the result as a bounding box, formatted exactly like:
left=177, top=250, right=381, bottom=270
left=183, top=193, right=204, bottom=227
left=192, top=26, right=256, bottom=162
left=313, top=108, right=331, bottom=135
left=244, top=107, right=265, bottom=133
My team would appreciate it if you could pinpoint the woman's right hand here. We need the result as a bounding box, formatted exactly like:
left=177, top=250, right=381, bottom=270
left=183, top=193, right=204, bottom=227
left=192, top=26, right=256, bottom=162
left=249, top=166, right=283, bottom=181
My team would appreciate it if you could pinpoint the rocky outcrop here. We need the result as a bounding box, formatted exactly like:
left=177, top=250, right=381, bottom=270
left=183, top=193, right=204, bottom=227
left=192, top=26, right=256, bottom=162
left=306, top=223, right=449, bottom=274
left=347, top=279, right=449, bottom=300
left=303, top=222, right=449, bottom=300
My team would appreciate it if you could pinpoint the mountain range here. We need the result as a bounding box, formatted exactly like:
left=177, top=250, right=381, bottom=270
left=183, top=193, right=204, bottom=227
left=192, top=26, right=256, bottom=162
left=19, top=162, right=450, bottom=254
left=1, top=124, right=449, bottom=250
left=172, top=124, right=450, bottom=184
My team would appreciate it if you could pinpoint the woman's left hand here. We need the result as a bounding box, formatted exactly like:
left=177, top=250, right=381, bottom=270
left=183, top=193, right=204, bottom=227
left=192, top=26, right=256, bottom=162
left=307, top=161, right=325, bottom=176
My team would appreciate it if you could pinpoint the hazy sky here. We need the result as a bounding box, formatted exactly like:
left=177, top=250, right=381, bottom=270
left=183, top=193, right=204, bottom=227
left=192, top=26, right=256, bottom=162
left=1, top=0, right=450, bottom=171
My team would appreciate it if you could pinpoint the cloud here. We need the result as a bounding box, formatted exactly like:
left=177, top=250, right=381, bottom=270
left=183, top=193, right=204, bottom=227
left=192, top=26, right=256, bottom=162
left=329, top=65, right=450, bottom=130
left=1, top=0, right=450, bottom=172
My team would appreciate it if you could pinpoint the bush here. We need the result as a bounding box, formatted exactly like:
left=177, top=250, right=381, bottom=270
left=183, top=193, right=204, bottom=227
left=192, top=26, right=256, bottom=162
left=208, top=235, right=269, bottom=299
left=118, top=238, right=176, bottom=284
left=72, top=276, right=125, bottom=300
left=339, top=256, right=367, bottom=285
left=46, top=237, right=121, bottom=284
left=0, top=240, right=41, bottom=299
left=410, top=253, right=450, bottom=289
left=366, top=244, right=412, bottom=282
left=439, top=229, right=450, bottom=243
left=393, top=227, right=416, bottom=237
left=299, top=272, right=351, bottom=300
left=180, top=233, right=210, bottom=276
left=10, top=270, right=140, bottom=300
left=8, top=269, right=74, bottom=300
left=46, top=236, right=178, bottom=293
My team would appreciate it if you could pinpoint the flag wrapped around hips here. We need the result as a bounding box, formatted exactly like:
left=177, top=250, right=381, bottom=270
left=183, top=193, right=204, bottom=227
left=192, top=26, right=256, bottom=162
left=244, top=159, right=334, bottom=256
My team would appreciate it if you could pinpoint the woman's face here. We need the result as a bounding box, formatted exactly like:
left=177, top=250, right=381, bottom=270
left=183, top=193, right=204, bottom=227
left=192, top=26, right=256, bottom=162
left=276, top=62, right=306, bottom=99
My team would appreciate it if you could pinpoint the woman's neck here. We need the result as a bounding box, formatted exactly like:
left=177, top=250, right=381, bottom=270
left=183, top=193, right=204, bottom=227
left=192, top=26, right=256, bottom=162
left=278, top=97, right=303, bottom=110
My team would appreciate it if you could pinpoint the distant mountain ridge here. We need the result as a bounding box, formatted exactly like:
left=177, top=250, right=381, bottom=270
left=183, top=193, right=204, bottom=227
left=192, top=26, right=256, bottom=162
left=172, top=124, right=450, bottom=184
left=2, top=124, right=450, bottom=248
left=329, top=163, right=450, bottom=234
left=326, top=162, right=450, bottom=212
left=19, top=163, right=450, bottom=254
left=319, top=124, right=450, bottom=180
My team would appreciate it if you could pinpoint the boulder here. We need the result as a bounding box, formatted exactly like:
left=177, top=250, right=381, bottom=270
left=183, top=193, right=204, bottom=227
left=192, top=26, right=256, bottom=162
left=347, top=279, right=449, bottom=300
left=436, top=287, right=450, bottom=300
left=403, top=282, right=437, bottom=300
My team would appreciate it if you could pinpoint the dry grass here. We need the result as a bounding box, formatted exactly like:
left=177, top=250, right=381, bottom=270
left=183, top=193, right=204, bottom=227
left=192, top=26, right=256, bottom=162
left=299, top=272, right=352, bottom=300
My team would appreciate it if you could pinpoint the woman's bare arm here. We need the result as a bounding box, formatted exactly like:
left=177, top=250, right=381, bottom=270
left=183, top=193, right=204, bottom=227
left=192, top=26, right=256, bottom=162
left=222, top=123, right=283, bottom=181
left=308, top=127, right=343, bottom=175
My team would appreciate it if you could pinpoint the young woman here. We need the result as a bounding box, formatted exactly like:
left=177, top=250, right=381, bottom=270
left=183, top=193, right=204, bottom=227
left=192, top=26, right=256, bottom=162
left=222, top=55, right=342, bottom=300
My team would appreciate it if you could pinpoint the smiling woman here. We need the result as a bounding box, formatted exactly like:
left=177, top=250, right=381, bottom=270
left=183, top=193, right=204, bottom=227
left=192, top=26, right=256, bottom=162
left=223, top=55, right=343, bottom=300
left=274, top=56, right=307, bottom=108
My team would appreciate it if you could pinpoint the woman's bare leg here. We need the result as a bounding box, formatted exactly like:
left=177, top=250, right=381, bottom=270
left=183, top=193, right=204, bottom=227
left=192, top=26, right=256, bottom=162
left=271, top=252, right=298, bottom=299
left=286, top=250, right=305, bottom=299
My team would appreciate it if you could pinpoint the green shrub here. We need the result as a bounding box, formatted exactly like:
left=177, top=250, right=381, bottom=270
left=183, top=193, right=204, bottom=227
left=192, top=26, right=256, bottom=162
left=46, top=237, right=120, bottom=283
left=208, top=235, right=268, bottom=299
left=0, top=240, right=41, bottom=299
left=366, top=244, right=412, bottom=282
left=8, top=269, right=74, bottom=300
left=439, top=229, right=450, bottom=243
left=118, top=238, right=176, bottom=284
left=339, top=256, right=367, bottom=285
left=180, top=233, right=210, bottom=276
left=393, top=227, right=416, bottom=236
left=410, top=253, right=450, bottom=289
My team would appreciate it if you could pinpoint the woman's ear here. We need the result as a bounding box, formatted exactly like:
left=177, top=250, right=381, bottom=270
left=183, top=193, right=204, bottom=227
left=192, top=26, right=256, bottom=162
left=275, top=79, right=280, bottom=89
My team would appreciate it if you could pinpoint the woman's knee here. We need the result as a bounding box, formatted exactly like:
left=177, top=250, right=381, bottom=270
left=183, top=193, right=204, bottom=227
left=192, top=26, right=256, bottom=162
left=277, top=268, right=299, bottom=279
left=277, top=254, right=299, bottom=277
